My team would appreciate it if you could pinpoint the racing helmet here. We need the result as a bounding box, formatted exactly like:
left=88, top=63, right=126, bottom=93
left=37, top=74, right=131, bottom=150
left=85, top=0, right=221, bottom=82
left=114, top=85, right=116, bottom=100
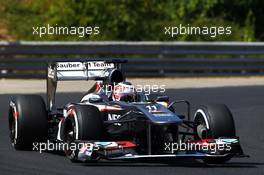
left=81, top=93, right=103, bottom=103
left=112, top=82, right=136, bottom=102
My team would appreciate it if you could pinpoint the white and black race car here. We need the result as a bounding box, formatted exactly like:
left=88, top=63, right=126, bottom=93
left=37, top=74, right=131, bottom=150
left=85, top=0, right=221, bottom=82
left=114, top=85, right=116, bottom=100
left=8, top=59, right=248, bottom=163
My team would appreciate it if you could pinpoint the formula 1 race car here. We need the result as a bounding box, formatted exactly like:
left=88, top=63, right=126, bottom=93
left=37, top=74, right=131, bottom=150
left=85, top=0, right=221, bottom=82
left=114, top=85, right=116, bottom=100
left=8, top=59, right=248, bottom=164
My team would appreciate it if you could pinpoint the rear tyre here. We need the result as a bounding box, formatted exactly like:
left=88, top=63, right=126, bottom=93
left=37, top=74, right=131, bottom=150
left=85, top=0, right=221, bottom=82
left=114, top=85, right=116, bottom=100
left=62, top=104, right=104, bottom=162
left=8, top=95, right=48, bottom=150
left=194, top=104, right=236, bottom=164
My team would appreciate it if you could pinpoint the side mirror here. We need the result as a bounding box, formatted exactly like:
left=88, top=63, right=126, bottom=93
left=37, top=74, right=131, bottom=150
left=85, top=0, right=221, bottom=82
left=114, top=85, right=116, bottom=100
left=155, top=95, right=169, bottom=102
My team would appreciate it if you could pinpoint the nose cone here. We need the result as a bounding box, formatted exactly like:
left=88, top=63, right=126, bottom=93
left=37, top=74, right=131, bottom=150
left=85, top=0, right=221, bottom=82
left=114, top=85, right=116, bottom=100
left=136, top=103, right=183, bottom=124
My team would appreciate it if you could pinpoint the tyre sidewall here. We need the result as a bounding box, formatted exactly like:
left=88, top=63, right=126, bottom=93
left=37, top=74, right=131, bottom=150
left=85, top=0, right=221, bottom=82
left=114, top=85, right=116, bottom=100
left=195, top=104, right=236, bottom=139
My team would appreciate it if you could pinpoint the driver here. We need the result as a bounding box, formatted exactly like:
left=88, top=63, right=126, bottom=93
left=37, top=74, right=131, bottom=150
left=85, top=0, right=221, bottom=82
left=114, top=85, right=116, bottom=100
left=81, top=81, right=136, bottom=103
left=112, top=82, right=136, bottom=102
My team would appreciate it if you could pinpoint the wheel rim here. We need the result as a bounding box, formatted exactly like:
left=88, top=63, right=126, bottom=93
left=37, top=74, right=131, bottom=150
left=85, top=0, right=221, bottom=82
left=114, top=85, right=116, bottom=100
left=10, top=118, right=16, bottom=144
left=195, top=113, right=212, bottom=139
left=9, top=109, right=17, bottom=146
left=64, top=118, right=77, bottom=158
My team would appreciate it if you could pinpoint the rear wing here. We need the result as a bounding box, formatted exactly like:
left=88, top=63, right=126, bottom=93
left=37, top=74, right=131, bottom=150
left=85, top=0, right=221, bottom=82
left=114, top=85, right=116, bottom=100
left=47, top=59, right=126, bottom=111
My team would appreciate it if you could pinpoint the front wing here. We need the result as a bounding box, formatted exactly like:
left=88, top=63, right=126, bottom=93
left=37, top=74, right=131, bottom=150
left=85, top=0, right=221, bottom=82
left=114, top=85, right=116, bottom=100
left=74, top=138, right=248, bottom=162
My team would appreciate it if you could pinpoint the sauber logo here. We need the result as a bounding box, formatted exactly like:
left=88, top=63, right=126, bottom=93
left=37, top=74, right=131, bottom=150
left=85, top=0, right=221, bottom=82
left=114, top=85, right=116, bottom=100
left=57, top=62, right=83, bottom=70
left=108, top=114, right=121, bottom=120
left=56, top=61, right=114, bottom=70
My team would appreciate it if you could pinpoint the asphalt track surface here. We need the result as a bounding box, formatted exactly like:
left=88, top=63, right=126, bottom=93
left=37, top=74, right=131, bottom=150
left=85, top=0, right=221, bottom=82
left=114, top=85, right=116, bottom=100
left=0, top=86, right=264, bottom=175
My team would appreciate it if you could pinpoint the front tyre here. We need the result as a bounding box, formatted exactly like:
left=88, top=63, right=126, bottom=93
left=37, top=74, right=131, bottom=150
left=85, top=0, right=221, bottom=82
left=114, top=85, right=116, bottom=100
left=194, top=104, right=235, bottom=139
left=194, top=104, right=236, bottom=164
left=62, top=104, right=104, bottom=162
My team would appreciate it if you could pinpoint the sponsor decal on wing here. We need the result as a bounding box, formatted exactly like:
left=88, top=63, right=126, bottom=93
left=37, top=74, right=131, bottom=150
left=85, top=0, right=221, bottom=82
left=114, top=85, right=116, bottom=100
left=88, top=61, right=115, bottom=70
left=57, top=62, right=84, bottom=70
